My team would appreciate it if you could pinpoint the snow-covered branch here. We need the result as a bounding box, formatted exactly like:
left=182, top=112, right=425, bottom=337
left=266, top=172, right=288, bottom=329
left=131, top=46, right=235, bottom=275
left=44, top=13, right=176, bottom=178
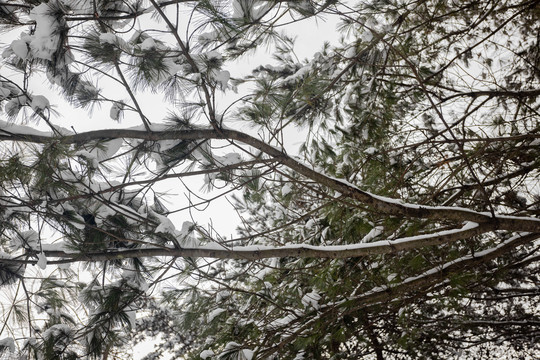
left=2, top=126, right=538, bottom=233
left=0, top=221, right=494, bottom=266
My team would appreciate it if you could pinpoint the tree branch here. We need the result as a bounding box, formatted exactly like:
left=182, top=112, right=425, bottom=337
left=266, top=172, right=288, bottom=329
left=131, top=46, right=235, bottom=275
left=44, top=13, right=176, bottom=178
left=0, top=222, right=500, bottom=265
left=440, top=88, right=540, bottom=102
left=1, top=127, right=539, bottom=232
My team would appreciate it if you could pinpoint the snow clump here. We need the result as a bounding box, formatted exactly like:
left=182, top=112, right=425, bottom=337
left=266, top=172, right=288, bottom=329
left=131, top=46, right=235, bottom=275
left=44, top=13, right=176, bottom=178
left=42, top=324, right=72, bottom=340
left=282, top=183, right=293, bottom=196
left=10, top=39, right=29, bottom=59
left=361, top=226, right=384, bottom=242
left=30, top=95, right=50, bottom=111
left=36, top=252, right=47, bottom=270
left=0, top=337, right=15, bottom=353
left=139, top=37, right=156, bottom=50
left=28, top=3, right=62, bottom=61
left=207, top=308, right=226, bottom=323
left=99, top=32, right=118, bottom=45
left=301, top=290, right=321, bottom=310
left=109, top=102, right=123, bottom=121
left=200, top=350, right=215, bottom=359
left=214, top=70, right=231, bottom=90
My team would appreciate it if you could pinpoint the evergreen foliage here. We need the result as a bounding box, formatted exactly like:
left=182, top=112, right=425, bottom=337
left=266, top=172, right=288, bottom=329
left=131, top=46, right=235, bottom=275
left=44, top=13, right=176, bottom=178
left=0, top=0, right=539, bottom=359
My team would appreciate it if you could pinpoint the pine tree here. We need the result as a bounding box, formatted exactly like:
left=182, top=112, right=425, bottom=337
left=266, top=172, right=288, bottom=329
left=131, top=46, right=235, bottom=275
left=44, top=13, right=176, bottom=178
left=0, top=1, right=539, bottom=359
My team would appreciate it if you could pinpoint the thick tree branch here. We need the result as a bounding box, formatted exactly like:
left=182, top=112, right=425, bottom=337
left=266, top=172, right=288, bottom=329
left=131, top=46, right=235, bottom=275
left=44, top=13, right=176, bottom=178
left=0, top=222, right=500, bottom=265
left=1, top=127, right=539, bottom=232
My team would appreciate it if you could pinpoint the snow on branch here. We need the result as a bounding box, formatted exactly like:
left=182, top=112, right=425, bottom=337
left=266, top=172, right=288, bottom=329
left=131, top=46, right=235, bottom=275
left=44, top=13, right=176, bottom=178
left=0, top=221, right=502, bottom=265
left=1, top=127, right=538, bottom=233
